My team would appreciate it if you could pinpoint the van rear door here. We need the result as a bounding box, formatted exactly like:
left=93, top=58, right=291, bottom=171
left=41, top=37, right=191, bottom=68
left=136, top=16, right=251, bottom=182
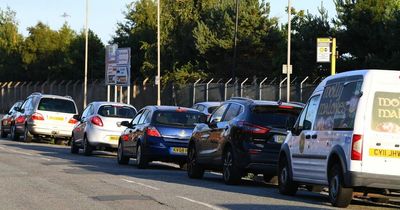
left=362, top=75, right=400, bottom=176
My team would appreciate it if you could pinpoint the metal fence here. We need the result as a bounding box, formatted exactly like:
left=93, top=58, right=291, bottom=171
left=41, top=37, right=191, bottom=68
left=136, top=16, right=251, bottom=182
left=0, top=77, right=321, bottom=113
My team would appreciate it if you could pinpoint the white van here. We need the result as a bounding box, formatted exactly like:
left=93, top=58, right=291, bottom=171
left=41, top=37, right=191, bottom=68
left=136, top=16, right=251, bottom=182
left=278, top=70, right=400, bottom=207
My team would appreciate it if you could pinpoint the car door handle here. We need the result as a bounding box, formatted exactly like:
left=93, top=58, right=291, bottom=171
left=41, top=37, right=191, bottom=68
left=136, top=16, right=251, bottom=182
left=305, top=135, right=311, bottom=139
left=201, top=134, right=210, bottom=138
left=311, top=134, right=317, bottom=139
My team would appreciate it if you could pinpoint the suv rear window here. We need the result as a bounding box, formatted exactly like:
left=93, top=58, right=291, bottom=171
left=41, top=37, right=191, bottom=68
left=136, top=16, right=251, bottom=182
left=154, top=111, right=204, bottom=127
left=98, top=105, right=136, bottom=118
left=38, top=98, right=76, bottom=114
left=249, top=105, right=301, bottom=129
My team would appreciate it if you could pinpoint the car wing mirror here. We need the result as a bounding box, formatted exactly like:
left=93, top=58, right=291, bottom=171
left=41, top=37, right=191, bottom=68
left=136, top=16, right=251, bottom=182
left=120, top=121, right=131, bottom=128
left=72, top=114, right=81, bottom=121
left=209, top=118, right=220, bottom=128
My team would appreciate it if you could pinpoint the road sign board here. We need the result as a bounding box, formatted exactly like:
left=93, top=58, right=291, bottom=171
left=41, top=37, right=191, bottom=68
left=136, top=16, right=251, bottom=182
left=105, top=45, right=131, bottom=87
left=317, top=38, right=331, bottom=63
left=282, top=64, right=292, bottom=74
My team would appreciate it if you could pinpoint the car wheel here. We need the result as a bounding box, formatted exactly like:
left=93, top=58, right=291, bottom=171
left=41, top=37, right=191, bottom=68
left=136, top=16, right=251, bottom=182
left=278, top=156, right=298, bottom=195
left=328, top=164, right=353, bottom=207
left=70, top=137, right=79, bottom=154
left=136, top=144, right=148, bottom=169
left=10, top=125, right=19, bottom=141
left=222, top=147, right=242, bottom=185
left=187, top=144, right=204, bottom=179
left=1, top=128, right=7, bottom=138
left=23, top=125, right=33, bottom=143
left=117, top=141, right=129, bottom=165
left=83, top=136, right=93, bottom=156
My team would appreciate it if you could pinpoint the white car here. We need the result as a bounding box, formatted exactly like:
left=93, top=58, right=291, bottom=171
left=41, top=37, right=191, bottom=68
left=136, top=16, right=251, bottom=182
left=278, top=70, right=400, bottom=207
left=71, top=101, right=137, bottom=155
left=192, top=101, right=221, bottom=116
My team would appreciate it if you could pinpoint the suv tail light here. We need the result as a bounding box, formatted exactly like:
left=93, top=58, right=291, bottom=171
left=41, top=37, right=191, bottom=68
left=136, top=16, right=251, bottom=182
left=121, top=134, right=129, bottom=141
left=91, top=116, right=103, bottom=127
left=146, top=126, right=161, bottom=137
left=15, top=116, right=25, bottom=124
left=351, top=134, right=363, bottom=161
left=238, top=121, right=270, bottom=134
left=31, top=113, right=44, bottom=121
left=68, top=118, right=78, bottom=124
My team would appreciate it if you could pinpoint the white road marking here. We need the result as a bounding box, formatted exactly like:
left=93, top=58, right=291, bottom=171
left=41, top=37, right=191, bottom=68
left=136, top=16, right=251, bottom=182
left=40, top=157, right=51, bottom=161
left=176, top=196, right=223, bottom=210
left=121, top=178, right=160, bottom=191
left=0, top=146, right=34, bottom=156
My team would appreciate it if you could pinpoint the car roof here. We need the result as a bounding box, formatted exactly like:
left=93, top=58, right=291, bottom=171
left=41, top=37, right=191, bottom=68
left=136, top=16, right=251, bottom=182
left=145, top=105, right=200, bottom=113
left=194, top=101, right=222, bottom=107
left=32, top=93, right=75, bottom=101
left=227, top=98, right=304, bottom=109
left=90, top=101, right=137, bottom=111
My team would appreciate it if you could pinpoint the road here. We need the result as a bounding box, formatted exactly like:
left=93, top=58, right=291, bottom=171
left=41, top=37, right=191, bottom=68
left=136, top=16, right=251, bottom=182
left=0, top=138, right=398, bottom=210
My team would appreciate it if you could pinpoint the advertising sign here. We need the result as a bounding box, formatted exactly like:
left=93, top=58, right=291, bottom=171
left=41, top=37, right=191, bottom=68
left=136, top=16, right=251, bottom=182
left=317, top=38, right=331, bottom=63
left=105, top=45, right=131, bottom=86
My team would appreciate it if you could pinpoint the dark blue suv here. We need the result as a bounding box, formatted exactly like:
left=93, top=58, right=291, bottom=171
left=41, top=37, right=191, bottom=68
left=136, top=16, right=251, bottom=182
left=117, top=106, right=206, bottom=169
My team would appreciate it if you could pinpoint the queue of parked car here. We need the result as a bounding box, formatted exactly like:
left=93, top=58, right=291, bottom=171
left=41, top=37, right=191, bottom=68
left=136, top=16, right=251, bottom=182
left=2, top=69, right=400, bottom=208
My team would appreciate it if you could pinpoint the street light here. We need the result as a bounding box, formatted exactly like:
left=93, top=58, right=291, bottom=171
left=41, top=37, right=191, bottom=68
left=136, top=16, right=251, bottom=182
left=83, top=0, right=89, bottom=108
left=157, top=0, right=161, bottom=106
left=286, top=0, right=292, bottom=102
left=233, top=0, right=239, bottom=79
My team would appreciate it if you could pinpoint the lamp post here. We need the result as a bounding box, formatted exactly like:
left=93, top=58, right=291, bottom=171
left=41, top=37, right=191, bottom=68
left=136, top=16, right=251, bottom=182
left=157, top=0, right=161, bottom=106
left=83, top=0, right=89, bottom=108
left=233, top=0, right=239, bottom=79
left=286, top=0, right=292, bottom=102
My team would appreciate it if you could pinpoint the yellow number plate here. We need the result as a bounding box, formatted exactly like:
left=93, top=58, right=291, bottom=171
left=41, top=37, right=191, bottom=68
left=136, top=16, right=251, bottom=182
left=49, top=116, right=64, bottom=121
left=369, top=148, right=400, bottom=158
left=109, top=136, right=119, bottom=142
left=172, top=147, right=187, bottom=154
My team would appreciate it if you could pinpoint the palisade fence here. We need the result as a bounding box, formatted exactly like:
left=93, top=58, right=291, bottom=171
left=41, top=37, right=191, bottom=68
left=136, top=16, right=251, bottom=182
left=0, top=77, right=322, bottom=113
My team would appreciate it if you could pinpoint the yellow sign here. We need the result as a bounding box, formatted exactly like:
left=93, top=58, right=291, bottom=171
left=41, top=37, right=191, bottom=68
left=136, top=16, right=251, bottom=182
left=369, top=148, right=400, bottom=158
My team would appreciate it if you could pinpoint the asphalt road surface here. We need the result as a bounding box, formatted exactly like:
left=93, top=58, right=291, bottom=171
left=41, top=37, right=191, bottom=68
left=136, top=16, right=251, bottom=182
left=0, top=138, right=398, bottom=210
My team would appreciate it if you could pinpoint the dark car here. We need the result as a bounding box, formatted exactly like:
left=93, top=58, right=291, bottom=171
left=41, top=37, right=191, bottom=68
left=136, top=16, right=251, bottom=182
left=187, top=97, right=303, bottom=185
left=117, top=106, right=206, bottom=169
left=1, top=101, right=23, bottom=138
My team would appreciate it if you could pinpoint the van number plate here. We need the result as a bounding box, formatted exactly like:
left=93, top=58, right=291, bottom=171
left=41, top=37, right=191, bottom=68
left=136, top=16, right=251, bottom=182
left=369, top=148, right=400, bottom=158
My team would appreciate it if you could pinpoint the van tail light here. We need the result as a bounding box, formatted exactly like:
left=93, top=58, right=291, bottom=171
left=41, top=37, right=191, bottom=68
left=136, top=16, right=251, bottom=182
left=121, top=134, right=129, bottom=141
left=15, top=116, right=25, bottom=124
left=238, top=121, right=270, bottom=134
left=351, top=134, right=363, bottom=161
left=31, top=113, right=44, bottom=121
left=146, top=126, right=161, bottom=137
left=68, top=118, right=78, bottom=124
left=91, top=116, right=103, bottom=127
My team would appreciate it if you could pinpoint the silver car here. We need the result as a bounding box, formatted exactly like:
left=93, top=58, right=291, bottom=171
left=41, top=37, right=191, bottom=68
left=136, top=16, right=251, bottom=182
left=71, top=101, right=137, bottom=156
left=192, top=101, right=222, bottom=116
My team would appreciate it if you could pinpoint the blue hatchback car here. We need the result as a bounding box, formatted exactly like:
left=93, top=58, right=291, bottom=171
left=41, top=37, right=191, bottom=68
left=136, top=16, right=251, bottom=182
left=117, top=106, right=206, bottom=169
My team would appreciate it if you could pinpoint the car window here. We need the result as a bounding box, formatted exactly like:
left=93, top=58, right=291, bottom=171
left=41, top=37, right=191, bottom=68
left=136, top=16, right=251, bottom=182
left=210, top=104, right=229, bottom=122
left=143, top=110, right=152, bottom=124
left=138, top=110, right=150, bottom=124
left=208, top=106, right=218, bottom=114
left=98, top=105, right=136, bottom=118
left=197, top=105, right=205, bottom=112
left=132, top=110, right=144, bottom=125
left=300, top=95, right=320, bottom=130
left=9, top=102, right=21, bottom=113
left=21, top=98, right=32, bottom=112
left=38, top=98, right=76, bottom=114
left=223, top=103, right=242, bottom=121
left=250, top=105, right=302, bottom=129
left=81, top=104, right=92, bottom=119
left=154, top=111, right=204, bottom=127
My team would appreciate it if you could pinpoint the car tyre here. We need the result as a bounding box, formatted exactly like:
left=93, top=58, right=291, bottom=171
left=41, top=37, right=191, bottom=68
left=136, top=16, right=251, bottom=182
left=328, top=164, right=353, bottom=208
left=70, top=137, right=79, bottom=154
left=1, top=128, right=7, bottom=138
left=23, top=125, right=33, bottom=143
left=136, top=144, right=148, bottom=169
left=10, top=125, right=19, bottom=141
left=83, top=136, right=93, bottom=156
left=187, top=144, right=204, bottom=179
left=222, top=147, right=242, bottom=185
left=117, top=141, right=129, bottom=165
left=278, top=156, right=298, bottom=195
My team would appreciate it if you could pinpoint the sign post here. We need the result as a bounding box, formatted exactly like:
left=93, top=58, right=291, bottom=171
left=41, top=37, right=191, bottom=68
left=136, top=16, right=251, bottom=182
left=317, top=37, right=336, bottom=75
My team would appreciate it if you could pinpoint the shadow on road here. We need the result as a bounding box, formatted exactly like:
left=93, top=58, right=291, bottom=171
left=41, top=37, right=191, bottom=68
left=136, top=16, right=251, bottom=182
left=3, top=140, right=399, bottom=209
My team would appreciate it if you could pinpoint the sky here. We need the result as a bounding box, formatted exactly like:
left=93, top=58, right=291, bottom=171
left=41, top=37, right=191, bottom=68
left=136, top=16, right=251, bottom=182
left=0, top=0, right=337, bottom=44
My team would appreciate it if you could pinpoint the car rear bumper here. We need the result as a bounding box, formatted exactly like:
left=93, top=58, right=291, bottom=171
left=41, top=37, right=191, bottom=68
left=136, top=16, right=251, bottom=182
left=347, top=171, right=400, bottom=190
left=143, top=140, right=188, bottom=163
left=30, top=124, right=73, bottom=138
left=86, top=127, right=122, bottom=149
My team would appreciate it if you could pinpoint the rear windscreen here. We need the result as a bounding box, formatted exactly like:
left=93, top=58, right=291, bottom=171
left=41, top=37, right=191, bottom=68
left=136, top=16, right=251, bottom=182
left=372, top=91, right=400, bottom=134
left=154, top=111, right=204, bottom=127
left=38, top=98, right=76, bottom=114
left=98, top=105, right=136, bottom=118
left=249, top=106, right=301, bottom=129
